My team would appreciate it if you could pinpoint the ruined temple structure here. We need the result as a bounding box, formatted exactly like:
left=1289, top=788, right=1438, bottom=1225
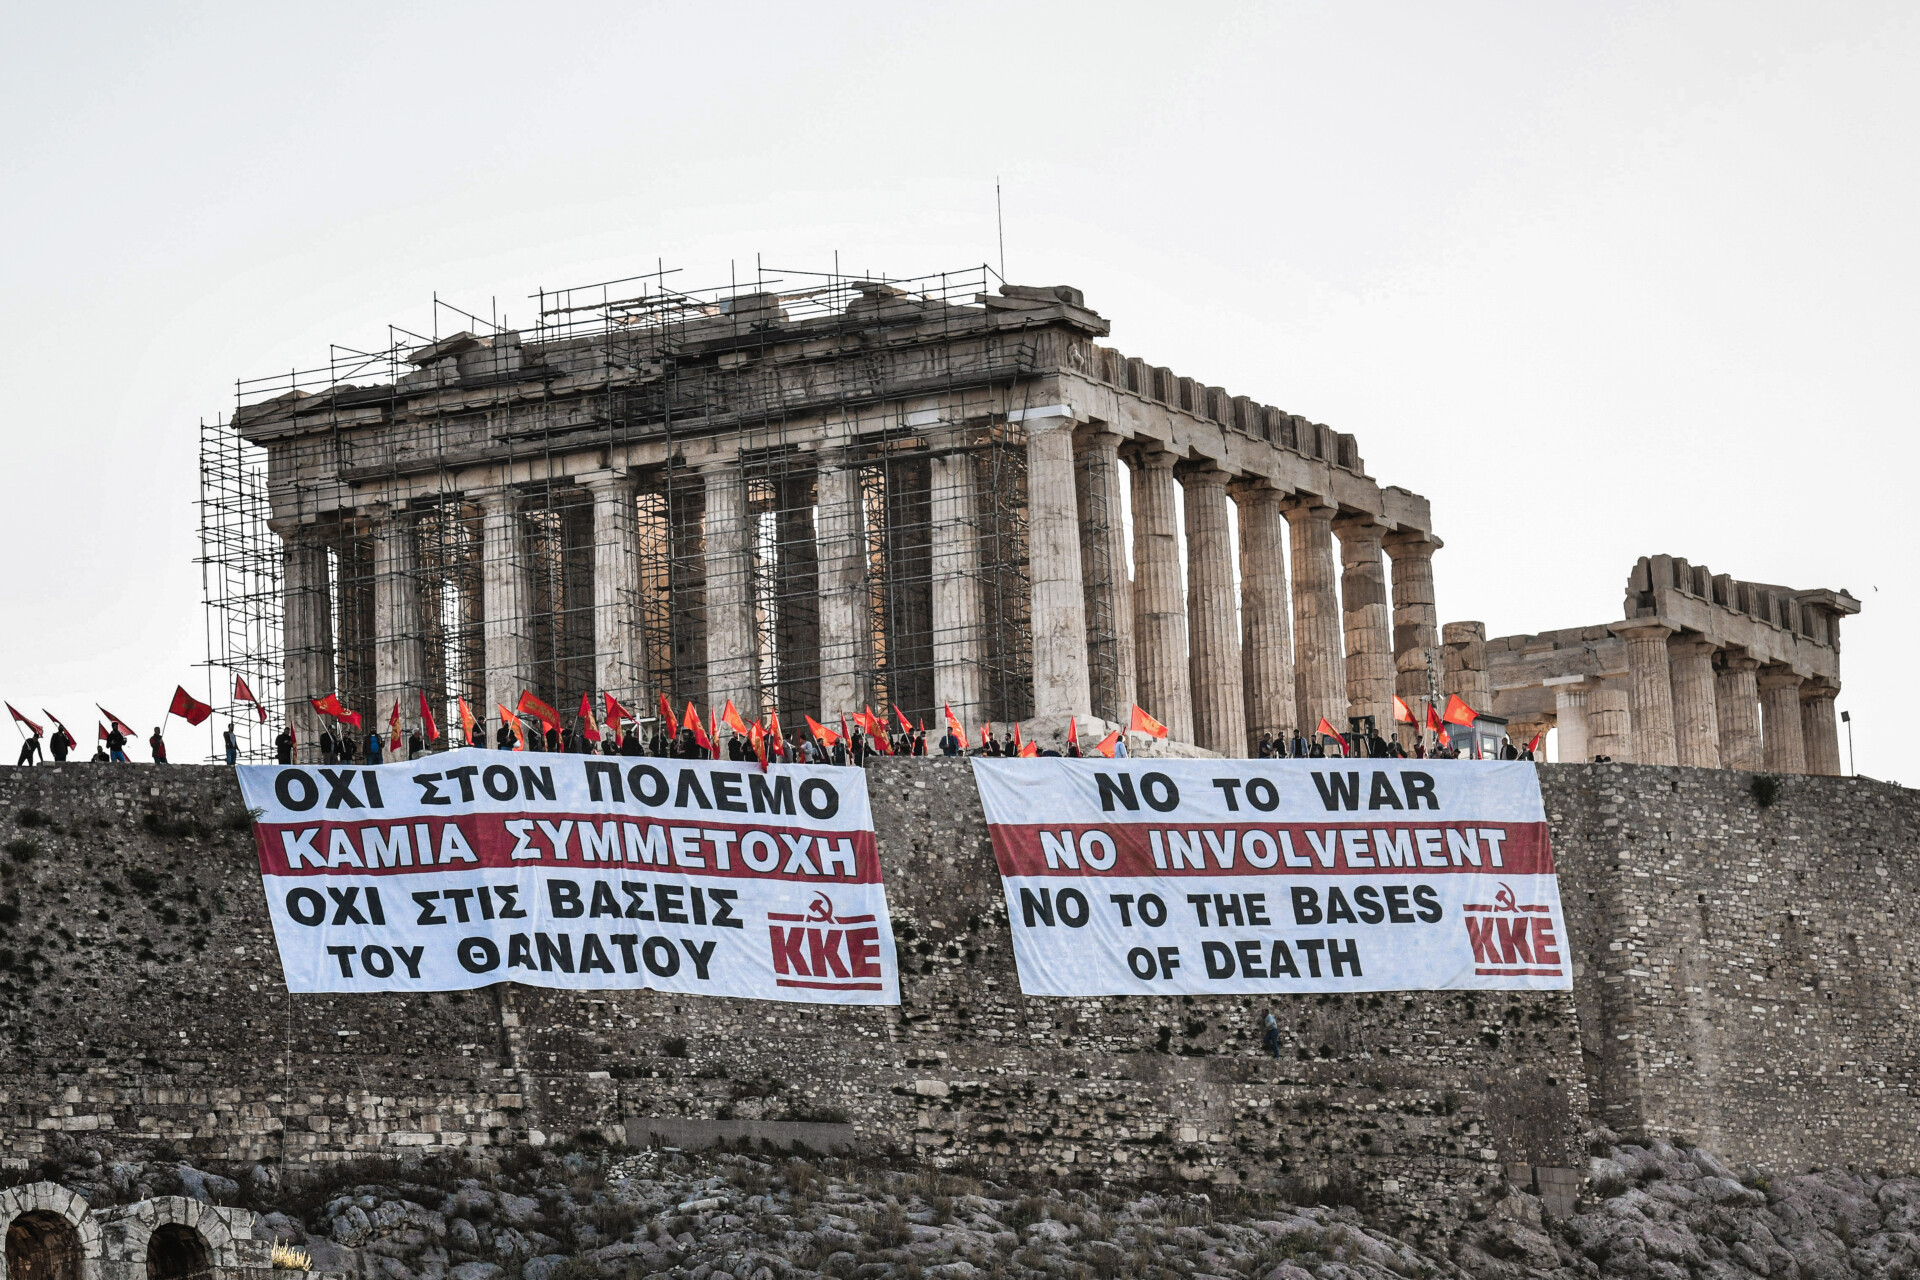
left=1448, top=555, right=1859, bottom=770
left=208, top=267, right=1444, bottom=762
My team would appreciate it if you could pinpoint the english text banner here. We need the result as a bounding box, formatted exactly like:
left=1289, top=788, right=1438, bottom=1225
left=237, top=752, right=898, bottom=1003
left=971, top=759, right=1569, bottom=996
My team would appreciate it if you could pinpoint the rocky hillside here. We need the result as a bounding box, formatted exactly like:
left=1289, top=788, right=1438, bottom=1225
left=19, top=1130, right=1920, bottom=1280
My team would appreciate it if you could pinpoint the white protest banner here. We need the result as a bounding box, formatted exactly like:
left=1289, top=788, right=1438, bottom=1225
left=237, top=751, right=898, bottom=1003
left=972, top=758, right=1568, bottom=996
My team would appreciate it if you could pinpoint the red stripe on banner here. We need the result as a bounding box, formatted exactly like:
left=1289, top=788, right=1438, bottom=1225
left=254, top=814, right=881, bottom=883
left=986, top=821, right=1552, bottom=878
left=775, top=978, right=885, bottom=990
left=1474, top=967, right=1565, bottom=977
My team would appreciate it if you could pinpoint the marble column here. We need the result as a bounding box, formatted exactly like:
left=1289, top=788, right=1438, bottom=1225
left=1441, top=622, right=1492, bottom=718
left=580, top=470, right=644, bottom=709
left=1335, top=516, right=1394, bottom=734
left=479, top=488, right=535, bottom=725
left=815, top=447, right=868, bottom=719
left=1713, top=651, right=1763, bottom=772
left=1758, top=666, right=1806, bottom=774
left=280, top=524, right=334, bottom=762
left=1667, top=634, right=1721, bottom=769
left=1552, top=681, right=1590, bottom=763
left=1234, top=481, right=1294, bottom=750
left=701, top=456, right=761, bottom=718
left=1075, top=430, right=1136, bottom=723
left=1385, top=533, right=1441, bottom=750
left=1800, top=682, right=1843, bottom=776
left=1586, top=687, right=1632, bottom=761
left=929, top=440, right=985, bottom=727
left=370, top=504, right=424, bottom=733
left=1282, top=496, right=1345, bottom=737
left=1129, top=447, right=1193, bottom=742
left=1026, top=414, right=1092, bottom=719
left=1617, top=623, right=1678, bottom=766
left=1180, top=463, right=1245, bottom=757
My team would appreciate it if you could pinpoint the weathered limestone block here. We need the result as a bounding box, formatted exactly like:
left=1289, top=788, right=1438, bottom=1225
left=1713, top=651, right=1763, bottom=772
left=1800, top=681, right=1843, bottom=776
left=1233, top=481, right=1294, bottom=749
left=1335, top=516, right=1394, bottom=732
left=1759, top=666, right=1807, bottom=774
left=1284, top=497, right=1345, bottom=736
left=1180, top=463, right=1245, bottom=757
left=1667, top=634, right=1721, bottom=770
left=579, top=470, right=645, bottom=710
left=1386, top=533, right=1441, bottom=748
left=1441, top=621, right=1492, bottom=718
left=1025, top=414, right=1092, bottom=719
left=1616, top=623, right=1678, bottom=766
left=929, top=442, right=986, bottom=726
left=1075, top=430, right=1135, bottom=723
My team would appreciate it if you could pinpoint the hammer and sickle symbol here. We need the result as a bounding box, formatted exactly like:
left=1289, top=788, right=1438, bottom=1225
left=1493, top=883, right=1518, bottom=913
left=806, top=893, right=837, bottom=925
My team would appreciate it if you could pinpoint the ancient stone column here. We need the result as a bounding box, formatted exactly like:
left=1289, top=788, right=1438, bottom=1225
left=1552, top=681, right=1589, bottom=763
left=1129, top=447, right=1193, bottom=742
left=1616, top=623, right=1678, bottom=766
left=1441, top=622, right=1491, bottom=718
left=479, top=487, right=535, bottom=723
left=701, top=456, right=761, bottom=718
left=1180, top=462, right=1245, bottom=757
left=370, top=504, right=424, bottom=731
left=580, top=470, right=644, bottom=709
left=1586, top=687, right=1632, bottom=761
left=1385, top=533, right=1441, bottom=749
left=1758, top=666, right=1806, bottom=774
left=279, top=524, right=334, bottom=762
left=815, top=447, right=868, bottom=719
left=1800, top=682, right=1843, bottom=776
left=1335, top=516, right=1394, bottom=735
left=1026, top=413, right=1092, bottom=719
left=1713, top=651, right=1763, bottom=772
left=929, top=440, right=985, bottom=727
left=1234, top=481, right=1294, bottom=750
left=1282, top=496, right=1344, bottom=737
left=1075, top=430, right=1136, bottom=723
left=1666, top=634, right=1721, bottom=769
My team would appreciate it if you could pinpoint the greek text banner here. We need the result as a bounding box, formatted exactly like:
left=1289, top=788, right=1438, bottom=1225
left=971, top=759, right=1569, bottom=996
left=237, top=752, right=898, bottom=1003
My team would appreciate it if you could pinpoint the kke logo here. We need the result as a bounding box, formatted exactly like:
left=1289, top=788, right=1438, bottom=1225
left=1462, top=882, right=1566, bottom=979
left=768, top=892, right=886, bottom=992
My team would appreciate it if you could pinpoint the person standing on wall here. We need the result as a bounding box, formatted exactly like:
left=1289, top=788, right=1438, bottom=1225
left=16, top=730, right=42, bottom=767
left=149, top=727, right=168, bottom=764
left=105, top=723, right=128, bottom=762
left=275, top=725, right=295, bottom=764
left=223, top=724, right=239, bottom=766
left=365, top=728, right=383, bottom=766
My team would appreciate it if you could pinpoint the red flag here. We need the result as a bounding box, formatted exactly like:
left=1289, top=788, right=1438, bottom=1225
left=97, top=722, right=107, bottom=741
left=307, top=693, right=361, bottom=732
left=1092, top=729, right=1120, bottom=758
left=420, top=690, right=441, bottom=743
left=1128, top=705, right=1169, bottom=739
left=748, top=721, right=768, bottom=770
left=98, top=705, right=139, bottom=738
left=1012, top=721, right=1023, bottom=751
left=1392, top=695, right=1414, bottom=724
left=1438, top=726, right=1452, bottom=750
left=657, top=692, right=674, bottom=733
left=1018, top=739, right=1039, bottom=758
left=41, top=711, right=75, bottom=751
left=839, top=715, right=851, bottom=748
left=517, top=690, right=562, bottom=733
left=234, top=675, right=268, bottom=723
left=981, top=723, right=991, bottom=751
left=722, top=699, right=752, bottom=738
left=683, top=702, right=713, bottom=754
left=942, top=703, right=969, bottom=749
left=895, top=706, right=914, bottom=734
left=766, top=708, right=787, bottom=759
left=168, top=686, right=213, bottom=727
left=1068, top=719, right=1080, bottom=748
left=1526, top=730, right=1545, bottom=754
left=868, top=720, right=894, bottom=754
left=578, top=693, right=601, bottom=743
left=7, top=704, right=43, bottom=735
left=497, top=704, right=528, bottom=750
left=806, top=715, right=840, bottom=746
left=1426, top=703, right=1444, bottom=733
left=389, top=699, right=407, bottom=752
left=457, top=696, right=478, bottom=744
left=1443, top=694, right=1479, bottom=727
left=605, top=693, right=634, bottom=732
left=1316, top=716, right=1350, bottom=757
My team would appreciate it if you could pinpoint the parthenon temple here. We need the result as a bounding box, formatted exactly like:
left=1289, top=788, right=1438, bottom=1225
left=213, top=267, right=1446, bottom=761
left=1462, top=555, right=1859, bottom=773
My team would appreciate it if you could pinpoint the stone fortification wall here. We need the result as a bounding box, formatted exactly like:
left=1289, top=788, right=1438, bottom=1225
left=0, top=760, right=1582, bottom=1230
left=1542, top=764, right=1920, bottom=1174
left=6, top=760, right=1913, bottom=1218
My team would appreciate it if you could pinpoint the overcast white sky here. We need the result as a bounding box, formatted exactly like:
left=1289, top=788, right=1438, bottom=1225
left=1, top=2, right=1913, bottom=775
